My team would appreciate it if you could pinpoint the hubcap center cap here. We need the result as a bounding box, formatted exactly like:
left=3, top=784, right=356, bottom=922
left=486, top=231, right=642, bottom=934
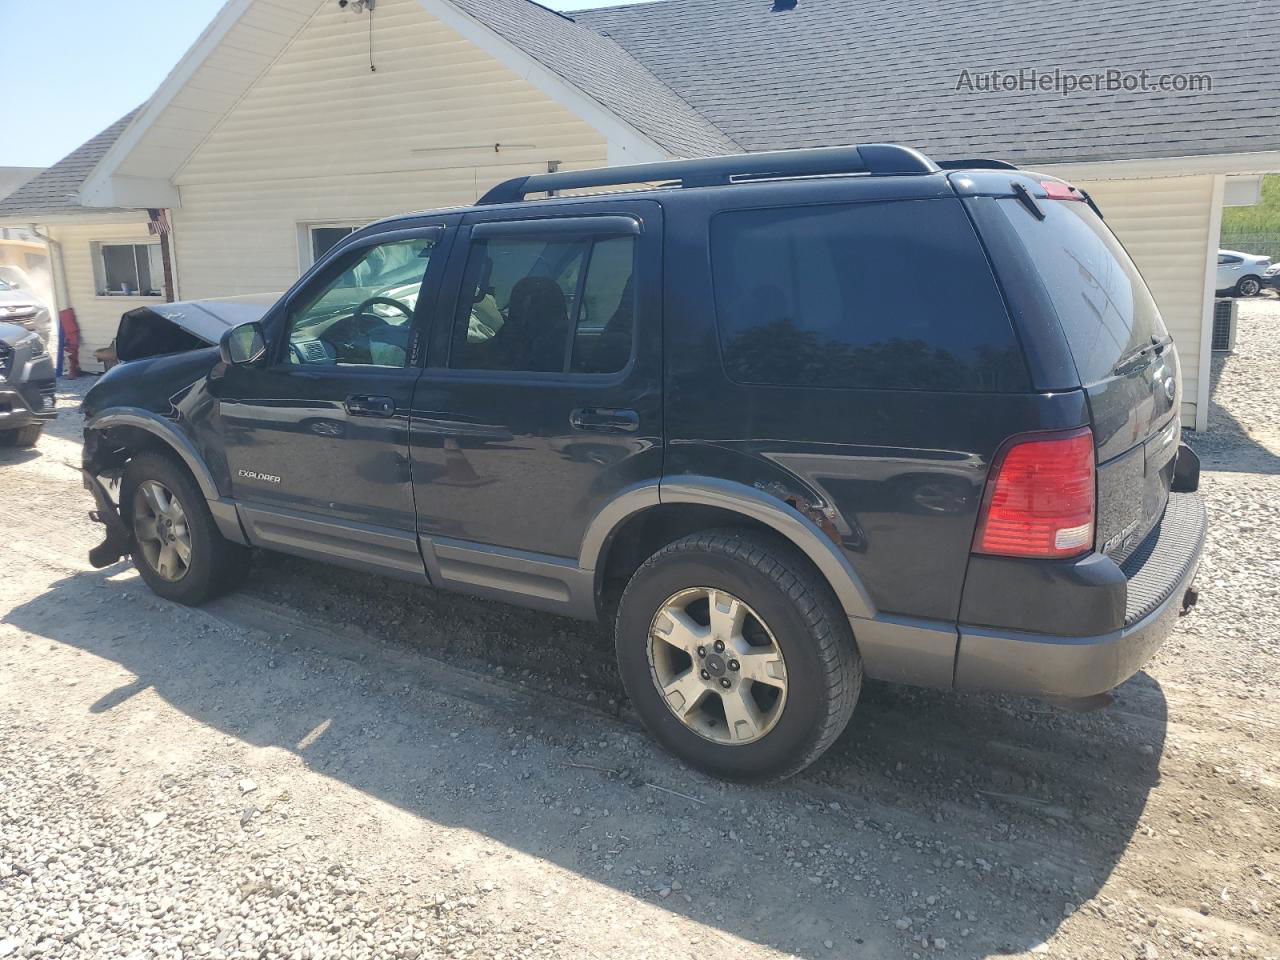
left=705, top=653, right=726, bottom=677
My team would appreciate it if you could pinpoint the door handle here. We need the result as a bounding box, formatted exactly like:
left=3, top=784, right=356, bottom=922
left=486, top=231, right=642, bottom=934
left=570, top=407, right=640, bottom=434
left=345, top=394, right=396, bottom=417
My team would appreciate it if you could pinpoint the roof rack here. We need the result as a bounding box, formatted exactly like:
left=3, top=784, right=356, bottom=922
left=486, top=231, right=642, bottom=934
left=936, top=158, right=1019, bottom=171
left=476, top=144, right=939, bottom=205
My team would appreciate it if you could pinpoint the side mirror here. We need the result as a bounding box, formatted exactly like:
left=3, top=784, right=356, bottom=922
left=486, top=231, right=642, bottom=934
left=219, top=321, right=267, bottom=366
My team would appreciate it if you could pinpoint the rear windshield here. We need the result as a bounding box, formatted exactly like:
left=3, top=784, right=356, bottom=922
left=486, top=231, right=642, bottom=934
left=709, top=198, right=1028, bottom=392
left=997, top=198, right=1167, bottom=384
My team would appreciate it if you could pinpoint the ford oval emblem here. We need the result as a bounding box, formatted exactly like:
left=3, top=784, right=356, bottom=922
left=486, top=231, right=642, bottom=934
left=1163, top=377, right=1176, bottom=401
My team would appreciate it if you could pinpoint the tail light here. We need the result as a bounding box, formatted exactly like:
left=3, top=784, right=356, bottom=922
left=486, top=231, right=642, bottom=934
left=973, top=428, right=1096, bottom=559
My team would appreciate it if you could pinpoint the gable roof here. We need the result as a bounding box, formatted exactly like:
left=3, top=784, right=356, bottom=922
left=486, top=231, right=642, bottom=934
left=0, top=110, right=140, bottom=217
left=448, top=0, right=737, bottom=157
left=575, top=0, right=1280, bottom=164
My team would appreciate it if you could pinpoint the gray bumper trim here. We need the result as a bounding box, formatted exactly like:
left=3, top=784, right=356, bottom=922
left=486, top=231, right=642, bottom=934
left=954, top=601, right=1182, bottom=698
left=954, top=496, right=1205, bottom=698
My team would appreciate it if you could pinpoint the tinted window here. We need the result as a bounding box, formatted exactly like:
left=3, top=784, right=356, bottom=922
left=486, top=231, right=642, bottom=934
left=287, top=235, right=437, bottom=368
left=450, top=232, right=635, bottom=374
left=998, top=198, right=1167, bottom=384
left=710, top=200, right=1026, bottom=391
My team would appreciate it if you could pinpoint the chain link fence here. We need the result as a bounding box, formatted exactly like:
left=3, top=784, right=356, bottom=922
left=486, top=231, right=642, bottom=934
left=1220, top=232, right=1280, bottom=260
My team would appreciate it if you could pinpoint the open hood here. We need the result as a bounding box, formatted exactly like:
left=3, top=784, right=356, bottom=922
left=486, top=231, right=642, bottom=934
left=115, top=293, right=280, bottom=362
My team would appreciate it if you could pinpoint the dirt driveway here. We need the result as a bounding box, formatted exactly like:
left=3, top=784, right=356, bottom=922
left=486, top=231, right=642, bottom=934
left=1, top=302, right=1278, bottom=960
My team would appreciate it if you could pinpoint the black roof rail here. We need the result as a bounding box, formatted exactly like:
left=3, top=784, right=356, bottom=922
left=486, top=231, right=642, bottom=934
left=476, top=144, right=939, bottom=205
left=937, top=158, right=1019, bottom=171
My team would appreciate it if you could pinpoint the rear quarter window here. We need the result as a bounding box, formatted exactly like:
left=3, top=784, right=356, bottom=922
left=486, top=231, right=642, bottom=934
left=709, top=198, right=1028, bottom=392
left=996, top=198, right=1167, bottom=384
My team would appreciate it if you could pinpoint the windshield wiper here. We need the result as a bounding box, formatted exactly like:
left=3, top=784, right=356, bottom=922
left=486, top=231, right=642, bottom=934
left=1114, top=334, right=1173, bottom=374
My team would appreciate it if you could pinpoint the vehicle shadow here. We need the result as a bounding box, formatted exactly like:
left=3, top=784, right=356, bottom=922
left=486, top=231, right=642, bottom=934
left=5, top=567, right=1166, bottom=959
left=0, top=445, right=42, bottom=467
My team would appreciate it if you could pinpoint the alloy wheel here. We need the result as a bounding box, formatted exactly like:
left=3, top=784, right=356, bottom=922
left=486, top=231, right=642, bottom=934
left=132, top=480, right=192, bottom=582
left=647, top=586, right=788, bottom=745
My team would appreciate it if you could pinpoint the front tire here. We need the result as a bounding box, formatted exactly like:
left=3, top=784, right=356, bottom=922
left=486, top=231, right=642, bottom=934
left=121, top=452, right=249, bottom=605
left=1236, top=276, right=1262, bottom=297
left=615, top=529, right=861, bottom=781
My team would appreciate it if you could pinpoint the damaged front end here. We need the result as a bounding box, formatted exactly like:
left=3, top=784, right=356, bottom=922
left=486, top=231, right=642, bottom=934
left=81, top=423, right=135, bottom=568
left=82, top=292, right=278, bottom=568
left=83, top=472, right=132, bottom=568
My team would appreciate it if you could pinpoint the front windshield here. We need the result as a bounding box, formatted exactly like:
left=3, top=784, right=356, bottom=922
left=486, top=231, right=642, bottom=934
left=0, top=279, right=13, bottom=292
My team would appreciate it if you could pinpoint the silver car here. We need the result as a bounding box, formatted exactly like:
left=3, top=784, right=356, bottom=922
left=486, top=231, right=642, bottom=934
left=0, top=276, right=51, bottom=338
left=1217, top=249, right=1272, bottom=297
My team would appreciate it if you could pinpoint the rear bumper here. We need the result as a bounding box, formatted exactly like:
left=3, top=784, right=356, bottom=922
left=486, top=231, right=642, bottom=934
left=954, top=492, right=1206, bottom=697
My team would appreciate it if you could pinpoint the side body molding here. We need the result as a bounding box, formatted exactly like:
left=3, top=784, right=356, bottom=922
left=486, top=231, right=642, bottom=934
left=84, top=408, right=248, bottom=545
left=578, top=476, right=877, bottom=622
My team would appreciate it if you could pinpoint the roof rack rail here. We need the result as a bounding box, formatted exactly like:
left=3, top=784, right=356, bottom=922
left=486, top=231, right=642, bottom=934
left=937, top=158, right=1019, bottom=171
left=476, top=144, right=939, bottom=205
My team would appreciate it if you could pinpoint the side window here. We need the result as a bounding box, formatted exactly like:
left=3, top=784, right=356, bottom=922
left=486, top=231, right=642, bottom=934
left=287, top=234, right=438, bottom=369
left=449, top=230, right=636, bottom=375
left=709, top=199, right=1027, bottom=392
left=1219, top=254, right=1242, bottom=265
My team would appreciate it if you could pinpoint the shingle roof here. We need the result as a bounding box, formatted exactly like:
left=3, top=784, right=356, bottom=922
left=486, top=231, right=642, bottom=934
left=573, top=0, right=1280, bottom=164
left=449, top=0, right=738, bottom=157
left=0, top=110, right=139, bottom=217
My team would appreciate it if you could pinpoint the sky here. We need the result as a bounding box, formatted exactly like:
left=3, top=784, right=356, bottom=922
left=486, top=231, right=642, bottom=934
left=2, top=0, right=650, bottom=168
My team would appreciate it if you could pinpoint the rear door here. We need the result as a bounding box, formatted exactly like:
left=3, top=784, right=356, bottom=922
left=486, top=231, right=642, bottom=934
left=410, top=201, right=662, bottom=568
left=989, top=192, right=1178, bottom=560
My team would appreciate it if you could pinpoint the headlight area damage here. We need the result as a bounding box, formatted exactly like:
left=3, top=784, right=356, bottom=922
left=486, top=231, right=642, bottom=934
left=82, top=293, right=278, bottom=568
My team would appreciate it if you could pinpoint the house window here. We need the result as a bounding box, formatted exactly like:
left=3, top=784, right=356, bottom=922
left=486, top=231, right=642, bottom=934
left=310, top=225, right=361, bottom=263
left=96, top=242, right=163, bottom=296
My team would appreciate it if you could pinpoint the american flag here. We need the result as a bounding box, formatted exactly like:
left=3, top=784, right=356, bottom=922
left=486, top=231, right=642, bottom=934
left=147, top=208, right=171, bottom=237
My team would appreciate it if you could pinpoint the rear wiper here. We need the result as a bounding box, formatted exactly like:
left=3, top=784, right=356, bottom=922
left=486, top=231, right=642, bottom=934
left=1114, top=334, right=1173, bottom=374
left=1079, top=189, right=1105, bottom=220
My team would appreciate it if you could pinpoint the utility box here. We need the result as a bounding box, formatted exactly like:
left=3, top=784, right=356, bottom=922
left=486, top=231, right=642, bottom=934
left=1212, top=298, right=1238, bottom=353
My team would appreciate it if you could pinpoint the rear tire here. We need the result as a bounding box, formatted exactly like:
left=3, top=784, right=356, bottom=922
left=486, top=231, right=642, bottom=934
left=615, top=529, right=861, bottom=781
left=0, top=424, right=42, bottom=447
left=1236, top=276, right=1262, bottom=297
left=121, top=452, right=249, bottom=605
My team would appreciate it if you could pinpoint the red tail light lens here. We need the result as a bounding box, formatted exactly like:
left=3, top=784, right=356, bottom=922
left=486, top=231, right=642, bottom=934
left=973, top=428, right=1096, bottom=559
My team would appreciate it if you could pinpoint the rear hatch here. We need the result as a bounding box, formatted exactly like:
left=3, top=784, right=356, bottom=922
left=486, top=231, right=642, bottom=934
left=959, top=173, right=1180, bottom=562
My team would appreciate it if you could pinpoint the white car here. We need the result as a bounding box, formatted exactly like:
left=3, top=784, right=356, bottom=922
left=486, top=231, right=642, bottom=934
left=1217, top=249, right=1272, bottom=297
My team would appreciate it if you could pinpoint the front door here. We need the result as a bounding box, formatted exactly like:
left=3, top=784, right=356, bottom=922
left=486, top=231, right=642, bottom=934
left=410, top=202, right=662, bottom=602
left=215, top=222, right=452, bottom=580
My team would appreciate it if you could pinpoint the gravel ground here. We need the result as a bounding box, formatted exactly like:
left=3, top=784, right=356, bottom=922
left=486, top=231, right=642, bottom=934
left=1, top=301, right=1278, bottom=960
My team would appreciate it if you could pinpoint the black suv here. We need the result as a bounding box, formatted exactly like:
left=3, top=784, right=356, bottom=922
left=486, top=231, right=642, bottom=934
left=81, top=146, right=1205, bottom=781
